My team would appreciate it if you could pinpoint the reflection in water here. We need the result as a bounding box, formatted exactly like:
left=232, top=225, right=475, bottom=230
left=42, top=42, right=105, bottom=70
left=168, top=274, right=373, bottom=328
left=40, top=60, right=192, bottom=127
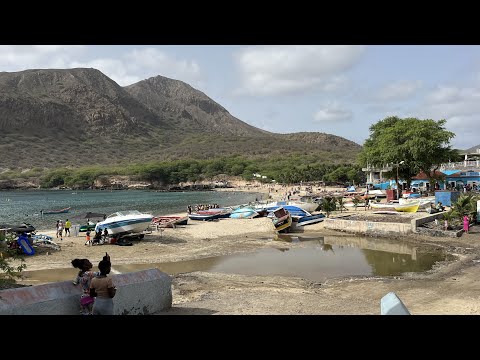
left=21, top=234, right=452, bottom=284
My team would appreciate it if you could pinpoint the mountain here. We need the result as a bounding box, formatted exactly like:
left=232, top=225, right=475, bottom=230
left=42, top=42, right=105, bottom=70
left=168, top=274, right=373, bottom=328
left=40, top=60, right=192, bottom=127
left=465, top=144, right=480, bottom=153
left=0, top=68, right=362, bottom=169
left=125, top=75, right=268, bottom=137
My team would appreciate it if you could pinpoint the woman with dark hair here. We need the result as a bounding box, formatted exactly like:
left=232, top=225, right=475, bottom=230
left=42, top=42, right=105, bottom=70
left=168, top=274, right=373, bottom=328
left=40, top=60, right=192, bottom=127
left=90, top=253, right=117, bottom=315
left=72, top=258, right=99, bottom=315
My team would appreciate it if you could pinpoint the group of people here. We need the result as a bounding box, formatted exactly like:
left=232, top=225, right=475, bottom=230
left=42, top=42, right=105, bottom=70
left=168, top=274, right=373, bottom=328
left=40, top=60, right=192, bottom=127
left=71, top=252, right=117, bottom=315
left=85, top=228, right=109, bottom=246
left=55, top=219, right=72, bottom=240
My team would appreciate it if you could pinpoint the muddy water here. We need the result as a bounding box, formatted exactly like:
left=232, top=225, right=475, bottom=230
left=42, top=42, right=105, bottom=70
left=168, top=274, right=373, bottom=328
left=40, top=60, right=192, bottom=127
left=20, top=234, right=452, bottom=284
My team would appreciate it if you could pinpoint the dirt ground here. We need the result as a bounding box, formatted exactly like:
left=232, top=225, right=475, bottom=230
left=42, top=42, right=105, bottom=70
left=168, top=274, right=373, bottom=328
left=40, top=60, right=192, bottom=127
left=9, top=210, right=480, bottom=315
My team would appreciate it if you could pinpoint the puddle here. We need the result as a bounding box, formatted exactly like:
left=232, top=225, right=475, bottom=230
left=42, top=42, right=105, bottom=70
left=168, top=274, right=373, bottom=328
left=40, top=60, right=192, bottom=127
left=20, top=234, right=452, bottom=284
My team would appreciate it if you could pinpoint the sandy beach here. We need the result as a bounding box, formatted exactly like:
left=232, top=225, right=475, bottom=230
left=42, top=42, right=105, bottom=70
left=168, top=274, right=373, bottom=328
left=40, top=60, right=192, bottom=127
left=6, top=185, right=480, bottom=315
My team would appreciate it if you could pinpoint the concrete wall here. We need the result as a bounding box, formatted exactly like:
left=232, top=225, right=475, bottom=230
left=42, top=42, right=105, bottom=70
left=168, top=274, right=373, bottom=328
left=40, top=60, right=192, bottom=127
left=0, top=268, right=171, bottom=315
left=410, top=212, right=445, bottom=232
left=324, top=218, right=412, bottom=237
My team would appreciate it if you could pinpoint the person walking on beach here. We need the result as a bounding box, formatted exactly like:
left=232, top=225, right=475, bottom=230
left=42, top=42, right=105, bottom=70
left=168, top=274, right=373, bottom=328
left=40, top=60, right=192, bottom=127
left=65, top=219, right=71, bottom=236
left=55, top=220, right=60, bottom=238
left=90, top=253, right=117, bottom=315
left=187, top=205, right=192, bottom=214
left=463, top=215, right=470, bottom=233
left=72, top=258, right=99, bottom=315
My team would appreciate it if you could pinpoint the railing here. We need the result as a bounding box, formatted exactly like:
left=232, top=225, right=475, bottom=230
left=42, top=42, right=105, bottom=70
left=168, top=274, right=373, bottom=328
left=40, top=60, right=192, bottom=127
left=440, top=161, right=480, bottom=170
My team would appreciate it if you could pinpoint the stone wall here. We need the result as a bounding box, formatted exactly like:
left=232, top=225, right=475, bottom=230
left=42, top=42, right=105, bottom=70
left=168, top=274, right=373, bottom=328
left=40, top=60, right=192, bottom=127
left=0, top=268, right=171, bottom=315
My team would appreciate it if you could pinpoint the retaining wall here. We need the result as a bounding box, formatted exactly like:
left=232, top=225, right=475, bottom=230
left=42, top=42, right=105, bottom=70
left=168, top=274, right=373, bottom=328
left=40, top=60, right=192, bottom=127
left=0, top=268, right=171, bottom=315
left=324, top=218, right=412, bottom=236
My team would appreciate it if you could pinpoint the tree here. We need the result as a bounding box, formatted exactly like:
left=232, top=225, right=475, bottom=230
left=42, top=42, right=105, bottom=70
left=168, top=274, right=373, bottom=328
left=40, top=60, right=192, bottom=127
left=359, top=116, right=457, bottom=187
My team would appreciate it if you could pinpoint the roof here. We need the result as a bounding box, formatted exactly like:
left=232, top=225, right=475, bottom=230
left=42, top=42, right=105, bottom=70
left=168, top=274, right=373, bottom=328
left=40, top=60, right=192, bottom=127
left=442, top=170, right=461, bottom=175
left=412, top=170, right=445, bottom=180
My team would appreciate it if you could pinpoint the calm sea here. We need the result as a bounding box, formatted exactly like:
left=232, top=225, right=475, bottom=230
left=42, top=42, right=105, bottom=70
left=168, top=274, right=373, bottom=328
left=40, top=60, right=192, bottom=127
left=0, top=190, right=264, bottom=231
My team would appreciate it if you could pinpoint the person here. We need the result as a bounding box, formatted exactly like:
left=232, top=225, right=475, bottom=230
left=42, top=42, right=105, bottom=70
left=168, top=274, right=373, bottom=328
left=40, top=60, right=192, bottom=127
left=92, top=229, right=102, bottom=245
left=102, top=228, right=109, bottom=243
left=436, top=202, right=444, bottom=212
left=90, top=253, right=117, bottom=315
left=58, top=220, right=64, bottom=240
left=365, top=196, right=370, bottom=211
left=463, top=215, right=470, bottom=233
left=72, top=258, right=99, bottom=315
left=85, top=229, right=91, bottom=246
left=64, top=219, right=71, bottom=236
left=55, top=220, right=60, bottom=238
left=187, top=205, right=192, bottom=214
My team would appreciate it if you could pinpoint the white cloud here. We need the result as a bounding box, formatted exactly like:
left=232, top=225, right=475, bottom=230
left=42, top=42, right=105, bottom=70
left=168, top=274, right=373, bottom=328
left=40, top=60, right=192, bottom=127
left=415, top=84, right=480, bottom=148
left=0, top=45, right=86, bottom=70
left=313, top=102, right=353, bottom=122
left=234, top=45, right=365, bottom=96
left=0, top=45, right=203, bottom=88
left=377, top=80, right=422, bottom=101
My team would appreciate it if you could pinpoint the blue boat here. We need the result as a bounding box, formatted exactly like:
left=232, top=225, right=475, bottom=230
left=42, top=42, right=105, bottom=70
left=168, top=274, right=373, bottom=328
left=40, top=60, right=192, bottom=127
left=296, top=213, right=326, bottom=227
left=230, top=207, right=258, bottom=219
left=266, top=205, right=310, bottom=219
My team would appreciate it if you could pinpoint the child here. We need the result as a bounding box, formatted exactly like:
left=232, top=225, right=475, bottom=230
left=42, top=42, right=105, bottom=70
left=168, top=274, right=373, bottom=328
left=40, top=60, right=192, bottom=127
left=85, top=230, right=91, bottom=246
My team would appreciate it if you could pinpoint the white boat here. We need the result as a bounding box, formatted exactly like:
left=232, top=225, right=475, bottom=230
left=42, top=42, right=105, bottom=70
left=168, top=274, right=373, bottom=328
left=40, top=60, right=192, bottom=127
left=95, top=210, right=154, bottom=235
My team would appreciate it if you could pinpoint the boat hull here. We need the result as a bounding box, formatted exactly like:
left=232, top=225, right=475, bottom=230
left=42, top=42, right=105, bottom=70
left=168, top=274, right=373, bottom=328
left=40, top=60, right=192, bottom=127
left=296, top=214, right=325, bottom=226
left=95, top=213, right=154, bottom=235
left=42, top=207, right=71, bottom=215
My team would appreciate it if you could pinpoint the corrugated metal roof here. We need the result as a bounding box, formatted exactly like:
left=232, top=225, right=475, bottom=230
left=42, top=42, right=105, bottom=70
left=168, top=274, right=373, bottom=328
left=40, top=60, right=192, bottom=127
left=442, top=170, right=461, bottom=175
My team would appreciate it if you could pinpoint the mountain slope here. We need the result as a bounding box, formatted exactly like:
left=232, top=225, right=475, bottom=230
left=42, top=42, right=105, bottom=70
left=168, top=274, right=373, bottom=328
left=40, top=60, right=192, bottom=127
left=125, top=75, right=270, bottom=137
left=0, top=68, right=362, bottom=169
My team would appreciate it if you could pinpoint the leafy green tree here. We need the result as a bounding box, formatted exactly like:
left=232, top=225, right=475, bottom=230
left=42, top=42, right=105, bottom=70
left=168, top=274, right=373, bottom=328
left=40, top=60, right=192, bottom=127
left=0, top=233, right=27, bottom=287
left=359, top=116, right=457, bottom=188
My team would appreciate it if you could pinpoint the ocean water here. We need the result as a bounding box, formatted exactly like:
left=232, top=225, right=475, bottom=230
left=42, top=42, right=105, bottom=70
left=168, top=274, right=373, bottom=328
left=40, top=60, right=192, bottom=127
left=0, top=190, right=264, bottom=231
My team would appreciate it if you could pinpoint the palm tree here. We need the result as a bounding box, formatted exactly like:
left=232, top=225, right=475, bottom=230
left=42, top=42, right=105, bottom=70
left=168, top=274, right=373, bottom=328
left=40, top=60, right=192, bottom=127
left=321, top=196, right=337, bottom=218
left=451, top=194, right=478, bottom=223
left=336, top=197, right=347, bottom=213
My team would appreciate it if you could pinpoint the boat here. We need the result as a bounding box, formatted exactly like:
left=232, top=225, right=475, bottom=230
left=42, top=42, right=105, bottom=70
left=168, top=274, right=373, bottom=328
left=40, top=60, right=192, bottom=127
left=152, top=216, right=188, bottom=228
left=296, top=213, right=326, bottom=226
left=230, top=206, right=258, bottom=219
left=394, top=203, right=420, bottom=213
left=188, top=211, right=231, bottom=221
left=270, top=207, right=292, bottom=232
left=79, top=223, right=97, bottom=232
left=0, top=223, right=36, bottom=234
left=94, top=210, right=154, bottom=235
left=265, top=205, right=310, bottom=219
left=41, top=207, right=71, bottom=215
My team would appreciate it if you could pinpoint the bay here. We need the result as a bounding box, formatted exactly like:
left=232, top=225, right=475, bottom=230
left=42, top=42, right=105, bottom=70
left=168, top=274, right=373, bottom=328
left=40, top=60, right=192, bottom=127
left=0, top=189, right=264, bottom=231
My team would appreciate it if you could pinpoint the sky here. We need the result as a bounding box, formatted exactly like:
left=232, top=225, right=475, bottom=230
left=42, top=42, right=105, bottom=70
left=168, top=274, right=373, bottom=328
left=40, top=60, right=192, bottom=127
left=1, top=45, right=479, bottom=149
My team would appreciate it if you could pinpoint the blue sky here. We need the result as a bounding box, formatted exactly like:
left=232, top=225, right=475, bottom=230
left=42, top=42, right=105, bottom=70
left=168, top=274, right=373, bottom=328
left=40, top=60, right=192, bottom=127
left=1, top=45, right=479, bottom=149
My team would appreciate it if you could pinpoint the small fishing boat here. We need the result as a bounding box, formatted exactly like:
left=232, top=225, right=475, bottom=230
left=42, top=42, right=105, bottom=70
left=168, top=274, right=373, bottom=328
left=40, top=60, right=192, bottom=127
left=296, top=213, right=326, bottom=226
left=152, top=216, right=189, bottom=228
left=41, top=207, right=71, bottom=215
left=270, top=207, right=292, bottom=232
left=394, top=203, right=420, bottom=213
left=230, top=206, right=258, bottom=219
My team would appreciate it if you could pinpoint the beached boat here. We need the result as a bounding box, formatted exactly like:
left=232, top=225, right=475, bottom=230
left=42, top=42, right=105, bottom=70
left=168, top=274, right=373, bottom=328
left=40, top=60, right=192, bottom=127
left=189, top=210, right=231, bottom=221
left=394, top=203, right=420, bottom=213
left=41, top=207, right=71, bottom=215
left=94, top=210, right=154, bottom=235
left=230, top=207, right=258, bottom=219
left=152, top=216, right=188, bottom=228
left=296, top=213, right=326, bottom=226
left=270, top=207, right=292, bottom=232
